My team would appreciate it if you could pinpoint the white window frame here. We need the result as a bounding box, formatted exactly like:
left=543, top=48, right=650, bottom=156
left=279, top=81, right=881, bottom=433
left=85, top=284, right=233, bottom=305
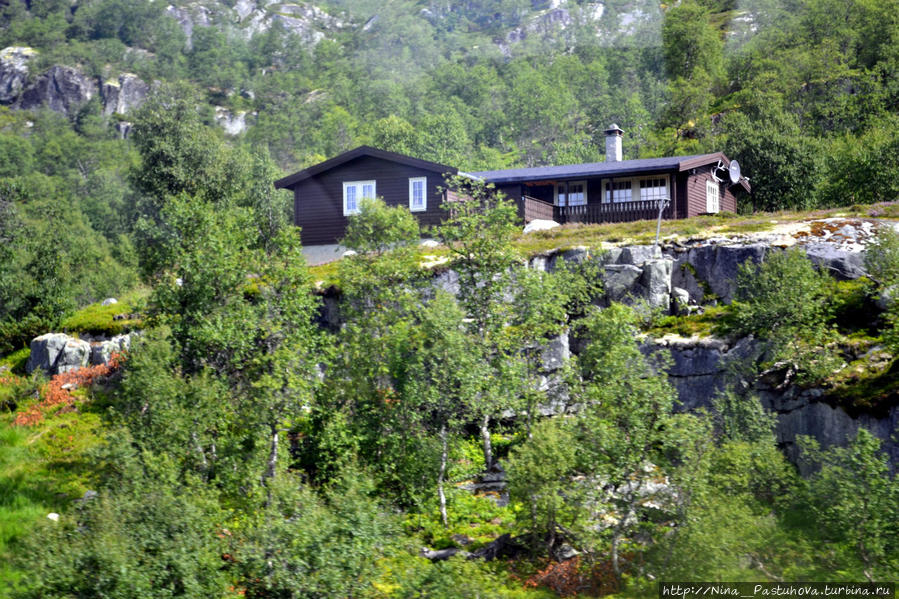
left=603, top=175, right=670, bottom=204
left=706, top=179, right=720, bottom=213
left=554, top=180, right=587, bottom=207
left=408, top=177, right=427, bottom=212
left=342, top=180, right=376, bottom=216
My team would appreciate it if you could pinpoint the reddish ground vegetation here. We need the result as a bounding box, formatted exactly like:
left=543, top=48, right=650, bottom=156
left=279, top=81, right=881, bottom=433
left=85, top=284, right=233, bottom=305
left=523, top=555, right=622, bottom=597
left=13, top=353, right=124, bottom=426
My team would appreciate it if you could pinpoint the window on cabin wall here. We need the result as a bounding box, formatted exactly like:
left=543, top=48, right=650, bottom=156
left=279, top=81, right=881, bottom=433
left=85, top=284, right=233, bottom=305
left=706, top=179, right=720, bottom=213
left=604, top=176, right=670, bottom=204
left=554, top=180, right=587, bottom=206
left=640, top=178, right=668, bottom=202
left=409, top=177, right=427, bottom=212
left=343, top=180, right=376, bottom=215
left=604, top=180, right=632, bottom=203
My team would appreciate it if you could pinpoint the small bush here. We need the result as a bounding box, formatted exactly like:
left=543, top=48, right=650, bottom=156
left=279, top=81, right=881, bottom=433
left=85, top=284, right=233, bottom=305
left=865, top=226, right=899, bottom=286
left=0, top=347, right=30, bottom=375
left=730, top=248, right=830, bottom=338
left=0, top=314, right=55, bottom=356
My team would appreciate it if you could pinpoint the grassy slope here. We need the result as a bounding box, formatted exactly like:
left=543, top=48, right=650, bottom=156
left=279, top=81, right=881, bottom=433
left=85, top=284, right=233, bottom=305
left=0, top=397, right=106, bottom=596
left=0, top=292, right=138, bottom=594
left=309, top=203, right=899, bottom=286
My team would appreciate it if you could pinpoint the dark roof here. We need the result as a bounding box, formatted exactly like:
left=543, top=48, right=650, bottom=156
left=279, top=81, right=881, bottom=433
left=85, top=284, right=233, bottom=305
left=274, top=145, right=459, bottom=189
left=471, top=153, right=728, bottom=184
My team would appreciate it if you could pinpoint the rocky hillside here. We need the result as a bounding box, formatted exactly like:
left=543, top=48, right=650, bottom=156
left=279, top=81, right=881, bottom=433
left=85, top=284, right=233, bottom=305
left=0, top=0, right=767, bottom=138
left=310, top=213, right=899, bottom=470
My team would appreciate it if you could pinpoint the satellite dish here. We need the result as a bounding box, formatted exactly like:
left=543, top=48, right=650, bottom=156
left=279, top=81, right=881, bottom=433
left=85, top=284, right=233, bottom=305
left=729, top=160, right=742, bottom=185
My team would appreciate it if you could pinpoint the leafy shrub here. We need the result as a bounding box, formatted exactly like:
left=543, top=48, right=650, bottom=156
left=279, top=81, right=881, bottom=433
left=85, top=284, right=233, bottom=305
left=865, top=226, right=899, bottom=287
left=0, top=314, right=56, bottom=356
left=237, top=472, right=397, bottom=599
left=730, top=248, right=831, bottom=338
left=0, top=370, right=35, bottom=412
left=0, top=347, right=30, bottom=375
left=13, top=483, right=228, bottom=599
left=799, top=430, right=899, bottom=581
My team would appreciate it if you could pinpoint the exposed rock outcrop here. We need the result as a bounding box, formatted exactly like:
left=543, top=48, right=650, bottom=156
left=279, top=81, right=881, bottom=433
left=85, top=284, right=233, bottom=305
left=165, top=3, right=213, bottom=48
left=0, top=46, right=36, bottom=104
left=27, top=333, right=91, bottom=375
left=89, top=334, right=134, bottom=366
left=214, top=106, right=255, bottom=135
left=649, top=334, right=899, bottom=470
left=101, top=73, right=149, bottom=116
left=647, top=335, right=757, bottom=411
left=1, top=49, right=149, bottom=118
left=26, top=332, right=136, bottom=375
left=235, top=1, right=344, bottom=42
left=670, top=243, right=767, bottom=304
left=18, top=65, right=97, bottom=117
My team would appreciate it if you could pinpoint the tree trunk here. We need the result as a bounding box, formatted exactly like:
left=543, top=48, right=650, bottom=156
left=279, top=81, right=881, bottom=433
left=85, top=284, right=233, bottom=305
left=438, top=424, right=449, bottom=528
left=480, top=413, right=493, bottom=470
left=263, top=422, right=279, bottom=485
left=611, top=532, right=621, bottom=578
left=191, top=430, right=208, bottom=473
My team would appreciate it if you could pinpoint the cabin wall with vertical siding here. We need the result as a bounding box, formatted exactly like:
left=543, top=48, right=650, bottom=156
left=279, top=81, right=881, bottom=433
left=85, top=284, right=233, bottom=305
left=675, top=174, right=689, bottom=219
left=291, top=155, right=454, bottom=245
left=685, top=171, right=738, bottom=217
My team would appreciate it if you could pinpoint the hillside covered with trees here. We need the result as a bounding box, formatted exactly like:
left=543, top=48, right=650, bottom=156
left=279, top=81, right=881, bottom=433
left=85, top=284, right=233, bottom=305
left=1, top=0, right=899, bottom=596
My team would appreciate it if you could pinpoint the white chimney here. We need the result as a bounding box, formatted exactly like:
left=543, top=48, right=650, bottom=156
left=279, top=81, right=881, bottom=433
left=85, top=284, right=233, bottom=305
left=604, top=124, right=624, bottom=162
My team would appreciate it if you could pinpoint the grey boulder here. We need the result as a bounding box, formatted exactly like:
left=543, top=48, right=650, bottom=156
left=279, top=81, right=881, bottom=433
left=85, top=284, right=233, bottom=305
left=89, top=333, right=133, bottom=366
left=804, top=242, right=867, bottom=280
left=27, top=333, right=91, bottom=375
left=603, top=263, right=643, bottom=302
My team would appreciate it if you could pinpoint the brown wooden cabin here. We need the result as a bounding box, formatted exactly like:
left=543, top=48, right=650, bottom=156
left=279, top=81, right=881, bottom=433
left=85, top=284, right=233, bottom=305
left=471, top=152, right=751, bottom=227
left=274, top=146, right=458, bottom=246
left=274, top=137, right=750, bottom=246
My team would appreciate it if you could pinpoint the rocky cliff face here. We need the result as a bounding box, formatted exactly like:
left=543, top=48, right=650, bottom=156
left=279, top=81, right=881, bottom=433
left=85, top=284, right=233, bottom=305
left=329, top=218, right=894, bottom=467
left=0, top=46, right=35, bottom=104
left=166, top=0, right=346, bottom=46
left=648, top=334, right=899, bottom=472
left=0, top=47, right=151, bottom=118
left=101, top=73, right=151, bottom=116
left=18, top=65, right=98, bottom=116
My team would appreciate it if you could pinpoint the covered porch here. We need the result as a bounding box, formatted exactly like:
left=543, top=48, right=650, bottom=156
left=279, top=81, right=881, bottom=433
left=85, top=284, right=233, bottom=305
left=516, top=176, right=673, bottom=225
left=522, top=195, right=672, bottom=224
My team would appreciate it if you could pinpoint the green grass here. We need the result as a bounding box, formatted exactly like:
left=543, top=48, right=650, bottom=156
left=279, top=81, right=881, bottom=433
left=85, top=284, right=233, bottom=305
left=647, top=305, right=733, bottom=338
left=510, top=211, right=763, bottom=254
left=308, top=260, right=341, bottom=288
left=308, top=246, right=453, bottom=289
left=0, top=394, right=106, bottom=595
left=59, top=287, right=148, bottom=337
left=311, top=203, right=899, bottom=289
left=825, top=352, right=899, bottom=416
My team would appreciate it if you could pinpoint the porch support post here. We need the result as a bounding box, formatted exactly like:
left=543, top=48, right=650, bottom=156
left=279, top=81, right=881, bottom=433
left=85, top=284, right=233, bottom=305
left=654, top=197, right=670, bottom=247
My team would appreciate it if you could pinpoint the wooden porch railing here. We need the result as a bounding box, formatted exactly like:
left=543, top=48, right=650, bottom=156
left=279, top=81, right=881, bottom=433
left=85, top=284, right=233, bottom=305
left=522, top=195, right=555, bottom=223
left=557, top=199, right=672, bottom=224
left=521, top=196, right=672, bottom=225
